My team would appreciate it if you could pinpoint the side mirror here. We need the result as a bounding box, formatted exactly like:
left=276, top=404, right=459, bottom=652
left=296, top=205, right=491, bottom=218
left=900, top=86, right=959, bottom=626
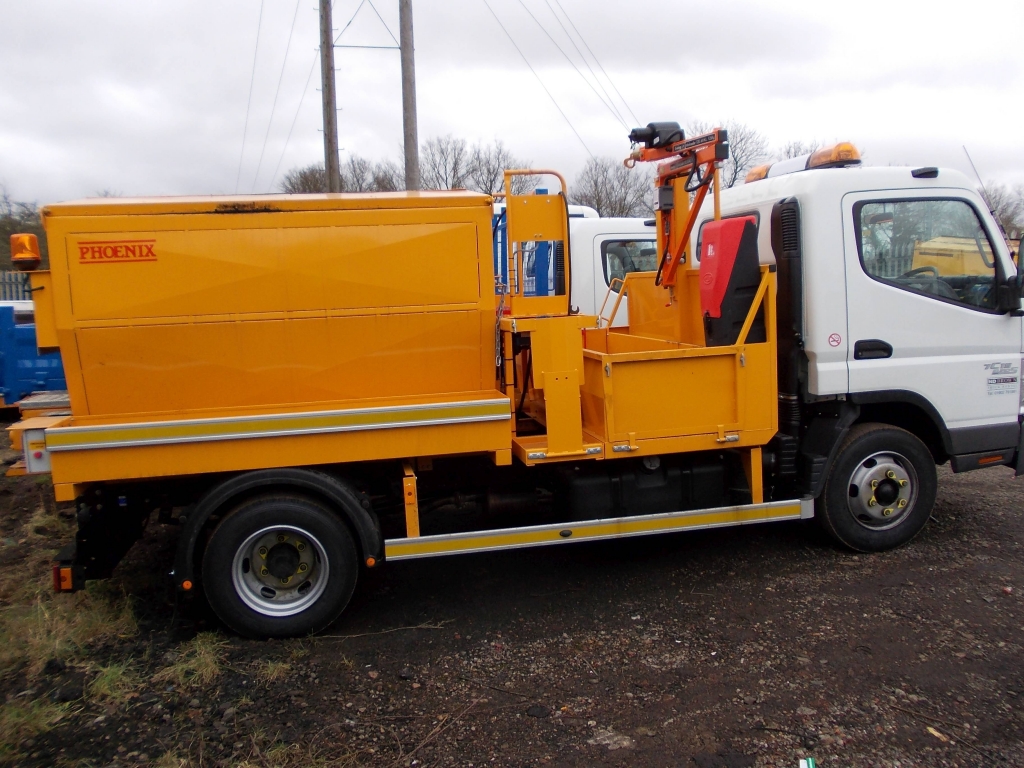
left=997, top=272, right=1024, bottom=313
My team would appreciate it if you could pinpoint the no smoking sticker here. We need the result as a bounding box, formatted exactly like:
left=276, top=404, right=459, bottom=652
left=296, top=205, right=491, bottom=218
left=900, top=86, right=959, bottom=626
left=828, top=333, right=842, bottom=347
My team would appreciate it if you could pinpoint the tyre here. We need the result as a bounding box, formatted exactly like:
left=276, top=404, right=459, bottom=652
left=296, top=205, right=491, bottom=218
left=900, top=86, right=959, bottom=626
left=201, top=494, right=359, bottom=638
left=817, top=423, right=937, bottom=552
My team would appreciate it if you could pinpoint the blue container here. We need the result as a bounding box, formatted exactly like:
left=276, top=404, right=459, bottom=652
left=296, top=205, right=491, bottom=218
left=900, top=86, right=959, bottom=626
left=0, top=304, right=66, bottom=405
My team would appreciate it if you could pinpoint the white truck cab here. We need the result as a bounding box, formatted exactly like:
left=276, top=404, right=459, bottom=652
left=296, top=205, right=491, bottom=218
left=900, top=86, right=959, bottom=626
left=570, top=217, right=657, bottom=324
left=695, top=160, right=1023, bottom=481
left=493, top=201, right=657, bottom=326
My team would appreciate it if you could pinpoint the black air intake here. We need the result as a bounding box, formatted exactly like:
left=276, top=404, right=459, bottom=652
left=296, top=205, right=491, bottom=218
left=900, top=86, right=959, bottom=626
left=771, top=198, right=804, bottom=437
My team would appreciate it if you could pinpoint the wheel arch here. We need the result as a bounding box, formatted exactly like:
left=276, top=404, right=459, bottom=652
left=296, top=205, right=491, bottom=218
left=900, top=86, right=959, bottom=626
left=173, top=468, right=383, bottom=591
left=848, top=390, right=950, bottom=464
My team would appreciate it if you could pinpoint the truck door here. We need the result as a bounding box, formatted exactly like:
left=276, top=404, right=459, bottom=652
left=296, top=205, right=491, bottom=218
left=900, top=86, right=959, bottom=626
left=596, top=236, right=658, bottom=326
left=843, top=191, right=1022, bottom=455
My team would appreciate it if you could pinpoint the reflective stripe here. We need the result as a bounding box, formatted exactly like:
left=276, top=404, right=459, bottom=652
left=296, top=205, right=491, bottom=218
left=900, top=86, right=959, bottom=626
left=385, top=499, right=806, bottom=561
left=45, top=398, right=510, bottom=452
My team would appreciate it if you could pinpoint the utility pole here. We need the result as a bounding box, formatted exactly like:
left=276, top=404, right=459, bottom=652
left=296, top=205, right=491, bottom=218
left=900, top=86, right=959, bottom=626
left=319, top=0, right=342, bottom=192
left=399, top=0, right=420, bottom=190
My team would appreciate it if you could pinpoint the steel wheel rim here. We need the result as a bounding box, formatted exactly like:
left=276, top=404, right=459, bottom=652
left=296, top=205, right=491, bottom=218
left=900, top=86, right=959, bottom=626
left=846, top=450, right=918, bottom=532
left=231, top=525, right=329, bottom=617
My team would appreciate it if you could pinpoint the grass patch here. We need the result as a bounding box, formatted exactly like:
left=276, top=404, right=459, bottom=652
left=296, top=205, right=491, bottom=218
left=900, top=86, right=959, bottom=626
left=0, top=495, right=136, bottom=679
left=234, top=736, right=359, bottom=768
left=153, top=751, right=188, bottom=768
left=152, top=633, right=229, bottom=687
left=24, top=503, right=69, bottom=541
left=253, top=660, right=291, bottom=685
left=0, top=579, right=136, bottom=678
left=87, top=661, right=139, bottom=703
left=0, top=699, right=67, bottom=760
left=154, top=728, right=360, bottom=767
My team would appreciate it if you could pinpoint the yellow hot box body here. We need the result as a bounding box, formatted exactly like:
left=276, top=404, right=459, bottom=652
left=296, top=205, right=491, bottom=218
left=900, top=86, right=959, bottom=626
left=31, top=192, right=511, bottom=486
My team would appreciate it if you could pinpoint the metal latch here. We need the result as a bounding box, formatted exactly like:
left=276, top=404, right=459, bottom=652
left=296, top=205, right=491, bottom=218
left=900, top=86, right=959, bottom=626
left=715, top=424, right=739, bottom=443
left=612, top=432, right=640, bottom=452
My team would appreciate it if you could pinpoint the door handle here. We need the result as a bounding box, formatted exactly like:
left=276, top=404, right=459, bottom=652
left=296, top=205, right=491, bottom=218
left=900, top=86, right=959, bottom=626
left=854, top=339, right=893, bottom=360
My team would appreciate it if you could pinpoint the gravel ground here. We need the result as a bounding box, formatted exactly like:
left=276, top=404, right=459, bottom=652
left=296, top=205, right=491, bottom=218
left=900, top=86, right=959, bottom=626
left=2, top=463, right=1023, bottom=767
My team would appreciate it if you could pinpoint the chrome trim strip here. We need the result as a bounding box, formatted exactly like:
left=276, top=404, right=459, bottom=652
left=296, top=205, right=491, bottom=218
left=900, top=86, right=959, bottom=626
left=46, top=398, right=510, bottom=452
left=49, top=398, right=509, bottom=436
left=385, top=499, right=804, bottom=561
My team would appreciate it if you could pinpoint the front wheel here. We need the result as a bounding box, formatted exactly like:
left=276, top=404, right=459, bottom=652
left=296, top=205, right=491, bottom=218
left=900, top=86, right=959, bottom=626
left=817, top=423, right=937, bottom=552
left=202, top=494, right=359, bottom=638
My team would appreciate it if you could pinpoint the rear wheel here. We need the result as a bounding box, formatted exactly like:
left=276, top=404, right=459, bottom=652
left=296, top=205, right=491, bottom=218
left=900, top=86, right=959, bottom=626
left=818, top=423, right=937, bottom=552
left=202, top=494, right=358, bottom=638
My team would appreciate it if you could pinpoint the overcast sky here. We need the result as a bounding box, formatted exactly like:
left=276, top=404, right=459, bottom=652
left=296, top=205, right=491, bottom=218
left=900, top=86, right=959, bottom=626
left=1, top=0, right=1021, bottom=203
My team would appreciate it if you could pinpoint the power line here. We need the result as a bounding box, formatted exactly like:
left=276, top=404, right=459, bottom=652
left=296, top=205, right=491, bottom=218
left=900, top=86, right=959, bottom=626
left=366, top=0, right=400, bottom=46
left=334, top=0, right=367, bottom=44
left=251, top=0, right=303, bottom=192
left=550, top=0, right=640, bottom=126
left=480, top=0, right=594, bottom=160
left=541, top=0, right=625, bottom=127
left=235, top=0, right=266, bottom=194
left=267, top=52, right=320, bottom=193
left=514, top=0, right=627, bottom=129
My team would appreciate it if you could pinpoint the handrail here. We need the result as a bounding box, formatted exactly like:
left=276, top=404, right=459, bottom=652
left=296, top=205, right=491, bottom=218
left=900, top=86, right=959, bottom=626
left=597, top=277, right=625, bottom=327
left=502, top=169, right=568, bottom=196
left=735, top=268, right=772, bottom=346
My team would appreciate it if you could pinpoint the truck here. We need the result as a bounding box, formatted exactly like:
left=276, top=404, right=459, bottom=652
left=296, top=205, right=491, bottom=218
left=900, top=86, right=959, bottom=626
left=8, top=124, right=1022, bottom=638
left=493, top=200, right=656, bottom=324
left=0, top=300, right=66, bottom=406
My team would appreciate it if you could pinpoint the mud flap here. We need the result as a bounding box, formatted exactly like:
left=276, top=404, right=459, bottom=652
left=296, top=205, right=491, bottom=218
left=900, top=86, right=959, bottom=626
left=53, top=489, right=151, bottom=592
left=799, top=401, right=861, bottom=497
left=1015, top=418, right=1024, bottom=476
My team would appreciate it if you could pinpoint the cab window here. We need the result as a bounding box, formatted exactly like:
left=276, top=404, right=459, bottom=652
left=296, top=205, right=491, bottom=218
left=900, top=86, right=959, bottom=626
left=601, top=239, right=657, bottom=292
left=855, top=199, right=999, bottom=310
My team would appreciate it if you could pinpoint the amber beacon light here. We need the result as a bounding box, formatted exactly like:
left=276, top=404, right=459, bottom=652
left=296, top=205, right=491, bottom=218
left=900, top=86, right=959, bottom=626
left=807, top=142, right=861, bottom=169
left=10, top=233, right=41, bottom=271
left=744, top=142, right=861, bottom=183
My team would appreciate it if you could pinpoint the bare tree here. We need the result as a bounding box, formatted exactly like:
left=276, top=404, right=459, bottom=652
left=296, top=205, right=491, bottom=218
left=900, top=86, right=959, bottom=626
left=281, top=163, right=328, bottom=194
left=981, top=181, right=1024, bottom=240
left=420, top=135, right=474, bottom=190
left=687, top=120, right=770, bottom=188
left=280, top=158, right=405, bottom=194
left=467, top=140, right=533, bottom=196
left=370, top=159, right=404, bottom=192
left=341, top=156, right=375, bottom=192
left=569, top=157, right=654, bottom=218
left=777, top=140, right=821, bottom=160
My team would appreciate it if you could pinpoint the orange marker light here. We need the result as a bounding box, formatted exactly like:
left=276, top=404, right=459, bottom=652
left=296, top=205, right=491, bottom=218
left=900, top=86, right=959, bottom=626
left=181, top=579, right=193, bottom=590
left=807, top=142, right=861, bottom=170
left=365, top=557, right=377, bottom=567
left=10, top=233, right=41, bottom=272
left=745, top=164, right=771, bottom=183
